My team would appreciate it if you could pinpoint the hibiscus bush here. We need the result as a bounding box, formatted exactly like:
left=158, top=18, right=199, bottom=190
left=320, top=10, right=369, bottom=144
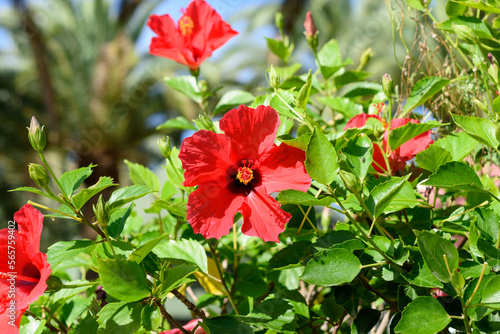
left=4, top=0, right=500, bottom=333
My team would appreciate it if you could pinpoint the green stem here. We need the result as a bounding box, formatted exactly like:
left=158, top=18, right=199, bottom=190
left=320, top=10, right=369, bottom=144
left=28, top=201, right=82, bottom=222
left=328, top=187, right=405, bottom=274
left=208, top=242, right=240, bottom=315
left=38, top=151, right=69, bottom=202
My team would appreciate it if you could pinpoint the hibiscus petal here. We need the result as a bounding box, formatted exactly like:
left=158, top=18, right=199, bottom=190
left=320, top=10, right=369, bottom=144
left=344, top=114, right=381, bottom=129
left=179, top=130, right=234, bottom=187
left=240, top=189, right=291, bottom=242
left=187, top=0, right=238, bottom=52
left=186, top=182, right=244, bottom=239
left=147, top=14, right=175, bottom=36
left=13, top=204, right=44, bottom=255
left=258, top=144, right=311, bottom=193
left=219, top=105, right=280, bottom=161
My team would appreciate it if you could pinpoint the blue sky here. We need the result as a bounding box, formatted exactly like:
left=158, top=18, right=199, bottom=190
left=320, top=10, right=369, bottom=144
left=0, top=0, right=279, bottom=52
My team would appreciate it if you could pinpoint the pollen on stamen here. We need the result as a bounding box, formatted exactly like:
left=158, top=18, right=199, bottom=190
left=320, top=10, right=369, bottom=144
left=179, top=16, right=194, bottom=36
left=236, top=160, right=255, bottom=185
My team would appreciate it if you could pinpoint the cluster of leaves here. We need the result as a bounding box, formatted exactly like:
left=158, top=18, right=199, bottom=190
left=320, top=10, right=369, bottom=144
left=13, top=0, right=500, bottom=333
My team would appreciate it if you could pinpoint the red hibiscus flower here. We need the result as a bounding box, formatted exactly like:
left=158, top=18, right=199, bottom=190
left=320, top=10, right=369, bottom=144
left=179, top=105, right=312, bottom=242
left=148, top=0, right=238, bottom=70
left=160, top=319, right=205, bottom=334
left=344, top=113, right=433, bottom=174
left=0, top=204, right=51, bottom=333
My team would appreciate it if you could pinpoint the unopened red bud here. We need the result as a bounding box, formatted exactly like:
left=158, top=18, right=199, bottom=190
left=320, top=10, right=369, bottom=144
left=304, top=12, right=317, bottom=38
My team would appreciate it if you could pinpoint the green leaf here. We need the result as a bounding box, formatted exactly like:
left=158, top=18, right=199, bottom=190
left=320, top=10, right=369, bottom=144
left=268, top=241, right=312, bottom=271
left=201, top=316, right=254, bottom=334
left=395, top=296, right=451, bottom=334
left=301, top=248, right=362, bottom=286
left=452, top=0, right=500, bottom=14
left=124, top=160, right=160, bottom=192
left=352, top=308, right=381, bottom=334
left=306, top=127, right=339, bottom=185
left=156, top=116, right=197, bottom=131
left=108, top=205, right=133, bottom=239
left=9, top=186, right=54, bottom=201
left=97, top=258, right=150, bottom=302
left=415, top=231, right=459, bottom=283
left=334, top=70, right=371, bottom=88
left=389, top=121, right=444, bottom=151
left=319, top=97, right=363, bottom=118
left=59, top=164, right=95, bottom=197
left=153, top=199, right=187, bottom=221
left=451, top=114, right=500, bottom=148
left=406, top=0, right=425, bottom=10
left=314, top=230, right=365, bottom=251
left=165, top=147, right=189, bottom=190
left=482, top=276, right=500, bottom=309
left=97, top=302, right=143, bottom=334
left=107, top=185, right=153, bottom=211
left=317, top=39, right=351, bottom=79
left=343, top=134, right=373, bottom=181
left=266, top=38, right=293, bottom=63
left=277, top=189, right=333, bottom=207
left=128, top=235, right=166, bottom=264
left=46, top=240, right=95, bottom=266
left=160, top=264, right=198, bottom=295
left=402, top=77, right=450, bottom=116
left=421, top=161, right=485, bottom=192
left=436, top=16, right=493, bottom=39
left=446, top=2, right=467, bottom=17
left=165, top=75, right=202, bottom=103
left=270, top=91, right=299, bottom=119
left=433, top=131, right=478, bottom=161
left=72, top=177, right=116, bottom=210
left=153, top=239, right=208, bottom=273
left=278, top=132, right=311, bottom=151
left=242, top=298, right=298, bottom=332
left=415, top=145, right=453, bottom=173
left=402, top=257, right=443, bottom=288
left=366, top=175, right=411, bottom=219
left=384, top=180, right=419, bottom=214
left=343, top=82, right=382, bottom=98
left=214, top=90, right=255, bottom=116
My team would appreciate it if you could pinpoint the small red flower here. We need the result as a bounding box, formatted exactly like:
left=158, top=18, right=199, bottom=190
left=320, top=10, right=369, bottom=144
left=179, top=105, right=312, bottom=242
left=0, top=204, right=51, bottom=333
left=160, top=319, right=205, bottom=334
left=148, top=0, right=238, bottom=70
left=344, top=114, right=433, bottom=174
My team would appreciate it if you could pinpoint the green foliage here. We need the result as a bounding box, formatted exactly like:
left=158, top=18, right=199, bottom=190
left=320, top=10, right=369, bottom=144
left=11, top=1, right=500, bottom=333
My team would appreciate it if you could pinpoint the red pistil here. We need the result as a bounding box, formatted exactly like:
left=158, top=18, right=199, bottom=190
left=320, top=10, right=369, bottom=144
left=0, top=271, right=39, bottom=284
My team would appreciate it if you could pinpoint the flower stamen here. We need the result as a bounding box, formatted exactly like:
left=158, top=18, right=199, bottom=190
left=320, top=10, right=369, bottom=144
left=236, top=160, right=255, bottom=185
left=179, top=16, right=194, bottom=36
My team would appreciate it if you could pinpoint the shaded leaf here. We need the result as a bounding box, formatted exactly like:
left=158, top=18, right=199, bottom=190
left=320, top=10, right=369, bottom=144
left=415, top=231, right=459, bottom=283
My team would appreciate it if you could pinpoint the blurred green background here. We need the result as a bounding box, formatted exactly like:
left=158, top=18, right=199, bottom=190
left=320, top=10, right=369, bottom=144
left=0, top=0, right=447, bottom=248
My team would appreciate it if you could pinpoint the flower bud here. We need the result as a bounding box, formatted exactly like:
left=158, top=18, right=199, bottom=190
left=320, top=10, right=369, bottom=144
left=488, top=53, right=495, bottom=66
left=304, top=12, right=318, bottom=51
left=359, top=48, right=373, bottom=68
left=93, top=195, right=109, bottom=228
left=194, top=114, right=216, bottom=132
left=275, top=12, right=284, bottom=32
left=268, top=65, right=280, bottom=89
left=382, top=73, right=394, bottom=98
left=29, top=163, right=50, bottom=188
left=27, top=116, right=46, bottom=152
left=158, top=136, right=171, bottom=158
left=297, top=70, right=312, bottom=110
left=46, top=276, right=64, bottom=293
